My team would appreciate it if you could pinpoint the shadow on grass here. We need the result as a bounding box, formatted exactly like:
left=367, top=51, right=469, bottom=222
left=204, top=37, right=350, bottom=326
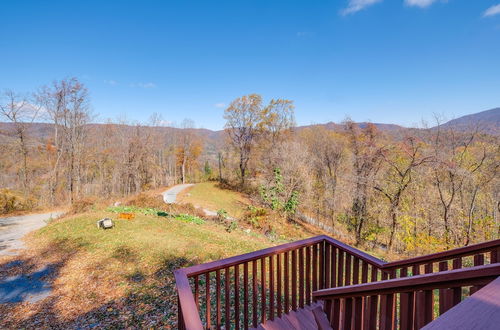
left=0, top=249, right=194, bottom=328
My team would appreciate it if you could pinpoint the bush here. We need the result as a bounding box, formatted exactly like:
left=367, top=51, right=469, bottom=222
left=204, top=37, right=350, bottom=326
left=0, top=189, right=36, bottom=214
left=70, top=197, right=98, bottom=214
left=125, top=193, right=166, bottom=209
left=216, top=209, right=228, bottom=222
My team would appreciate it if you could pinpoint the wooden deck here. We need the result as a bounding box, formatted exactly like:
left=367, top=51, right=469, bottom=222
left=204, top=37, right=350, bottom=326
left=422, top=276, right=500, bottom=330
left=175, top=235, right=500, bottom=329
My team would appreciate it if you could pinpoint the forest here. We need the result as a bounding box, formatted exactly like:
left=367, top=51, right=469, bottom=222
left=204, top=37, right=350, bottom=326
left=1, top=78, right=499, bottom=254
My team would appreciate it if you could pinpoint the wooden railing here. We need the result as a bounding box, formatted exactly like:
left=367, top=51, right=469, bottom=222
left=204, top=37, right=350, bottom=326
left=314, top=263, right=500, bottom=329
left=175, top=235, right=500, bottom=329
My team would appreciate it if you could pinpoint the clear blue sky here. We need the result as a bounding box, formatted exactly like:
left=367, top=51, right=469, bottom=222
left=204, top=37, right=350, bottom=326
left=1, top=0, right=499, bottom=130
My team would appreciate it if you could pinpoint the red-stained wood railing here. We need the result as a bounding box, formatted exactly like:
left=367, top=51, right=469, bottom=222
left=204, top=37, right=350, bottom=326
left=175, top=236, right=500, bottom=329
left=313, top=263, right=500, bottom=330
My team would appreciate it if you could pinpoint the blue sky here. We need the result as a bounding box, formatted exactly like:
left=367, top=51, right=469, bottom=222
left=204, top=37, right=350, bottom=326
left=1, top=0, right=499, bottom=130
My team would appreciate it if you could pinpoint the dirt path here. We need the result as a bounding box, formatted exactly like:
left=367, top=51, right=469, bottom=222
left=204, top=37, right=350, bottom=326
left=0, top=211, right=63, bottom=256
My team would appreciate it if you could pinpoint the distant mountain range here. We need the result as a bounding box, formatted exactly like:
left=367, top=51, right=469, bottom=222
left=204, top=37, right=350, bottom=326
left=296, top=108, right=499, bottom=135
left=437, top=108, right=499, bottom=135
left=0, top=108, right=499, bottom=144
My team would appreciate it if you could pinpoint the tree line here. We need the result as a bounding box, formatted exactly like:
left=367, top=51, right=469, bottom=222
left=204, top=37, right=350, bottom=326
left=1, top=80, right=499, bottom=253
left=0, top=78, right=205, bottom=209
left=221, top=95, right=499, bottom=253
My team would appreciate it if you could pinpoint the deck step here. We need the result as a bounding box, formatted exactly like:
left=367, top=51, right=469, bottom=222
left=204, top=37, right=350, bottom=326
left=251, top=302, right=333, bottom=330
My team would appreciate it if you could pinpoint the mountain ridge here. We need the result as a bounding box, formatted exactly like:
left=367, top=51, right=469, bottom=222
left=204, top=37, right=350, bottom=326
left=0, top=108, right=498, bottom=140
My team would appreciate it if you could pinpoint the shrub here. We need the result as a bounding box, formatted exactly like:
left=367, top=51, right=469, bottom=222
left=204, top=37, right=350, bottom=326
left=125, top=193, right=166, bottom=209
left=0, top=189, right=36, bottom=214
left=216, top=209, right=228, bottom=222
left=70, top=197, right=98, bottom=214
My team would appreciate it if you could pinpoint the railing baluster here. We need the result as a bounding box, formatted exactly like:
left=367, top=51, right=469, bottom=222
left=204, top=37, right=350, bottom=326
left=353, top=257, right=359, bottom=285
left=313, top=243, right=318, bottom=296
left=284, top=251, right=290, bottom=312
left=332, top=298, right=341, bottom=329
left=244, top=262, right=249, bottom=330
left=380, top=292, right=394, bottom=330
left=354, top=296, right=363, bottom=329
left=399, top=267, right=413, bottom=330
left=412, top=264, right=421, bottom=329
left=389, top=270, right=397, bottom=329
left=438, top=261, right=450, bottom=315
left=471, top=254, right=485, bottom=294
left=361, top=262, right=369, bottom=329
left=252, top=260, right=258, bottom=328
left=452, top=258, right=462, bottom=307
left=292, top=249, right=298, bottom=310
left=338, top=250, right=344, bottom=287
left=361, top=261, right=368, bottom=284
left=423, top=263, right=434, bottom=324
left=216, top=270, right=221, bottom=329
left=367, top=267, right=379, bottom=329
left=261, top=257, right=266, bottom=324
left=325, top=243, right=331, bottom=288
left=491, top=247, right=499, bottom=263
left=235, top=264, right=240, bottom=329
left=269, top=255, right=274, bottom=321
left=194, top=275, right=199, bottom=311
left=379, top=272, right=389, bottom=330
left=331, top=246, right=337, bottom=288
left=206, top=272, right=211, bottom=329
left=306, top=246, right=311, bottom=305
left=225, top=268, right=230, bottom=329
left=344, top=298, right=353, bottom=330
left=299, top=247, right=305, bottom=308
left=319, top=242, right=324, bottom=289
left=345, top=254, right=352, bottom=286
left=277, top=253, right=282, bottom=317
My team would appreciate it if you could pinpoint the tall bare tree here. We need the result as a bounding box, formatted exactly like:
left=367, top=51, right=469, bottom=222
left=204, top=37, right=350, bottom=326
left=345, top=121, right=384, bottom=244
left=374, top=135, right=431, bottom=250
left=37, top=78, right=91, bottom=203
left=0, top=90, right=40, bottom=196
left=224, top=94, right=264, bottom=187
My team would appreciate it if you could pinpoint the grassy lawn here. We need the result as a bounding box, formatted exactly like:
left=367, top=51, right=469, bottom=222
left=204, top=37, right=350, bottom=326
left=0, top=209, right=272, bottom=328
left=178, top=182, right=251, bottom=218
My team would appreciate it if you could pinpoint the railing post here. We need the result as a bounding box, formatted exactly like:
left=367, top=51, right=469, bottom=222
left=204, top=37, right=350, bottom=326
left=178, top=295, right=186, bottom=330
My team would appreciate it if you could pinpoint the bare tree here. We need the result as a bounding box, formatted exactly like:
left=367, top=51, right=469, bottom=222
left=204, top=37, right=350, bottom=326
left=0, top=90, right=40, bottom=195
left=374, top=135, right=431, bottom=250
left=36, top=78, right=91, bottom=203
left=177, top=119, right=201, bottom=184
left=224, top=94, right=263, bottom=187
left=345, top=121, right=384, bottom=244
left=430, top=121, right=480, bottom=246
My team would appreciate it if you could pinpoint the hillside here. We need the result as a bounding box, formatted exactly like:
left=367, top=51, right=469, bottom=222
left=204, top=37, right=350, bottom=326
left=438, top=107, right=500, bottom=135
left=0, top=184, right=338, bottom=328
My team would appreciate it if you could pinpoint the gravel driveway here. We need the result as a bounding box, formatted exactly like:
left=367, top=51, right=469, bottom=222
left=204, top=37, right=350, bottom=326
left=0, top=211, right=63, bottom=256
left=161, top=184, right=194, bottom=203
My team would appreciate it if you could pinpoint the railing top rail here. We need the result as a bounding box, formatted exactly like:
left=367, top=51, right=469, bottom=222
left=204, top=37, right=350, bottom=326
left=313, top=263, right=500, bottom=299
left=323, top=236, right=385, bottom=267
left=179, top=235, right=326, bottom=277
left=383, top=239, right=500, bottom=269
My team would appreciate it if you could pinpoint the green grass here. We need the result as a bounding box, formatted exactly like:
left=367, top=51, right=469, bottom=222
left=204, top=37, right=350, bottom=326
left=178, top=182, right=250, bottom=218
left=36, top=210, right=270, bottom=270
left=15, top=209, right=273, bottom=328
